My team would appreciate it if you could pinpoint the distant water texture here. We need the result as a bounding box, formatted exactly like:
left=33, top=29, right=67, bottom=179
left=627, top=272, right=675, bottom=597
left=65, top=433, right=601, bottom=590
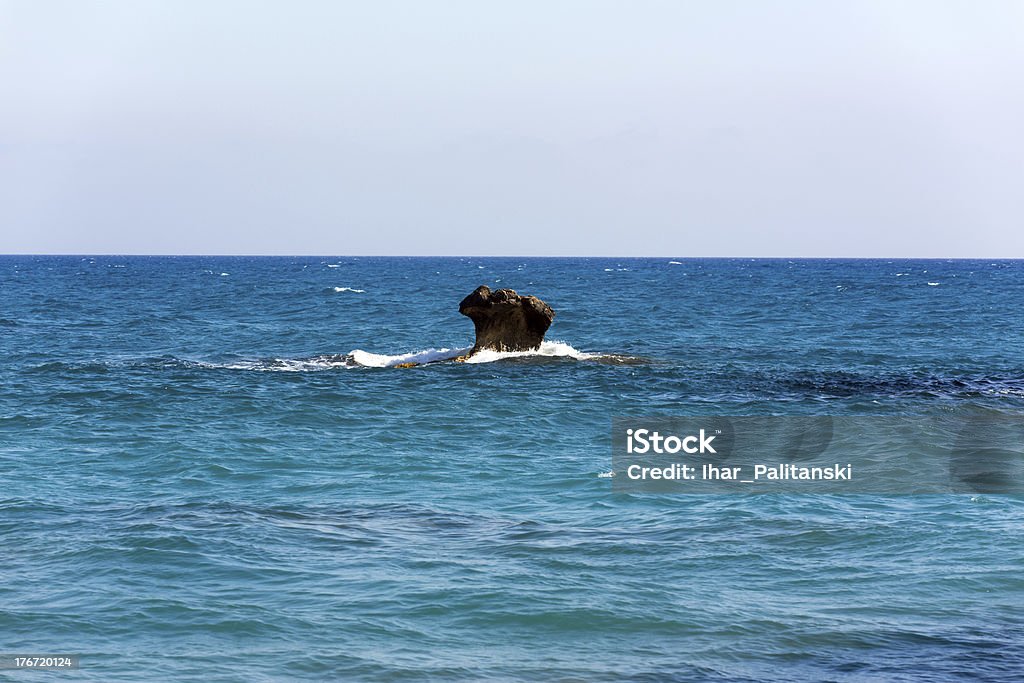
left=2, top=256, right=1023, bottom=681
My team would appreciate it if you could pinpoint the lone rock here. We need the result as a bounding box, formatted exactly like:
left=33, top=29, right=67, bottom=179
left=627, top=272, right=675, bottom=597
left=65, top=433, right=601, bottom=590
left=459, top=285, right=555, bottom=354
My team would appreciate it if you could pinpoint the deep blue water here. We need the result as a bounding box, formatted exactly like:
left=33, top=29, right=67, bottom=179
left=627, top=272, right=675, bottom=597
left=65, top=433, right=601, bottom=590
left=2, top=256, right=1023, bottom=681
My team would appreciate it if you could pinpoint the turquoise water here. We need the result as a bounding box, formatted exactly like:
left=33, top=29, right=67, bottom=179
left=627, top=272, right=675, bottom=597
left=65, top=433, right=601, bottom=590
left=2, top=256, right=1023, bottom=681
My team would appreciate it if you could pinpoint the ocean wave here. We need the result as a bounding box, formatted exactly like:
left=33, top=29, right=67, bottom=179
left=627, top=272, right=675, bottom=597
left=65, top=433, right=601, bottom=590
left=347, top=347, right=469, bottom=368
left=348, top=341, right=602, bottom=367
left=33, top=341, right=633, bottom=375
left=199, top=341, right=617, bottom=371
left=185, top=355, right=353, bottom=372
left=332, top=286, right=365, bottom=293
left=461, top=340, right=597, bottom=364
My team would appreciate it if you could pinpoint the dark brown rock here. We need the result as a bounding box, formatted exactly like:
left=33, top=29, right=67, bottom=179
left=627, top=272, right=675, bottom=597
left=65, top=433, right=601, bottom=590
left=459, top=285, right=555, bottom=354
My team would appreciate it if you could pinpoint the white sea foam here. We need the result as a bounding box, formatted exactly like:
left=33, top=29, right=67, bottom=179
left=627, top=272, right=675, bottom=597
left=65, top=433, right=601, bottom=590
left=188, top=356, right=352, bottom=372
left=348, top=347, right=469, bottom=367
left=187, top=341, right=603, bottom=372
left=462, top=340, right=597, bottom=364
left=668, top=261, right=683, bottom=265
left=333, top=287, right=366, bottom=293
left=927, top=282, right=940, bottom=286
left=347, top=340, right=597, bottom=367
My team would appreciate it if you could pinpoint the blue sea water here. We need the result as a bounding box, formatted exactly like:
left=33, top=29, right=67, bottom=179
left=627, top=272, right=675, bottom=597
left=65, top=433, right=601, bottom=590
left=1, top=256, right=1023, bottom=682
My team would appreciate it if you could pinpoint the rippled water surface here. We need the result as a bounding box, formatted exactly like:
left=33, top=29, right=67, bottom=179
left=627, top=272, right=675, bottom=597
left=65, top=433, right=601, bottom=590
left=2, top=256, right=1023, bottom=681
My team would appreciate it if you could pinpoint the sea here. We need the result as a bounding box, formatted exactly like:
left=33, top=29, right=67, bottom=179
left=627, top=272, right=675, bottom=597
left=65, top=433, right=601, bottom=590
left=2, top=256, right=1023, bottom=681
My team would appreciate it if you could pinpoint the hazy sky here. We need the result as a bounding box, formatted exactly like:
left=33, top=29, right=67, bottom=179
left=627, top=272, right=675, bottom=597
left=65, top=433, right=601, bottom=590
left=2, top=1, right=1023, bottom=256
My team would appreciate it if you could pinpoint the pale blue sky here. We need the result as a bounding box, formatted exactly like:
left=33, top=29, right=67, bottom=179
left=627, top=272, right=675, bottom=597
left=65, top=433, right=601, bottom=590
left=2, top=1, right=1023, bottom=256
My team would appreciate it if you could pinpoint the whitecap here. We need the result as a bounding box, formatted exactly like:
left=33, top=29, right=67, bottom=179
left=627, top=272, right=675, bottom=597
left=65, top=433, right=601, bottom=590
left=927, top=282, right=940, bottom=286
left=186, top=340, right=613, bottom=372
left=668, top=261, right=683, bottom=265
left=346, top=340, right=600, bottom=367
left=462, top=340, right=596, bottom=364
left=333, top=287, right=365, bottom=293
left=348, top=347, right=469, bottom=368
left=187, top=355, right=352, bottom=372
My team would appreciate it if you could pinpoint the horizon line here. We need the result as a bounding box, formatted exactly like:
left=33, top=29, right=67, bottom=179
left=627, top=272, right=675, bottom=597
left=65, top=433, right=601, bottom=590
left=2, top=253, right=1024, bottom=260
